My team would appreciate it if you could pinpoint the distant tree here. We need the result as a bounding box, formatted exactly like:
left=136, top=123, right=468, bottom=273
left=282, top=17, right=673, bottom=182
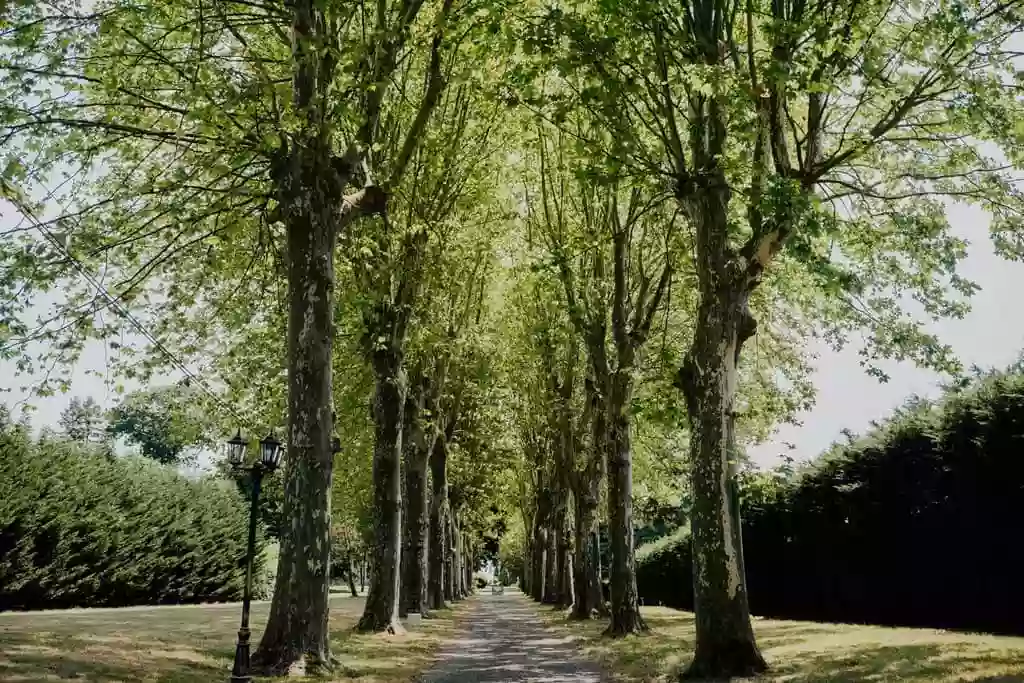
left=59, top=397, right=103, bottom=443
left=107, top=386, right=213, bottom=466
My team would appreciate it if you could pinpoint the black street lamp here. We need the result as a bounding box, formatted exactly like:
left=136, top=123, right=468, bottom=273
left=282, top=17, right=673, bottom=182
left=227, top=429, right=283, bottom=683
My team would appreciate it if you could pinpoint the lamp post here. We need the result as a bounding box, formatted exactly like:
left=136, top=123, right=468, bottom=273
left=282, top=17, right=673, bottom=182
left=227, top=429, right=283, bottom=683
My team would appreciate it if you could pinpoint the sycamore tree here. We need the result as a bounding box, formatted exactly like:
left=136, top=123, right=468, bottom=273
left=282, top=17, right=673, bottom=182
left=515, top=115, right=815, bottom=632
left=107, top=384, right=216, bottom=465
left=525, top=124, right=675, bottom=632
left=58, top=396, right=104, bottom=443
left=1, top=0, right=508, bottom=672
left=397, top=219, right=504, bottom=617
left=503, top=269, right=579, bottom=606
left=518, top=0, right=1024, bottom=675
left=348, top=67, right=508, bottom=631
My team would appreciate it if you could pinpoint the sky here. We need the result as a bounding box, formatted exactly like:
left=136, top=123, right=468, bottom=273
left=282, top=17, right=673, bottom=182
left=748, top=203, right=1024, bottom=466
left=3, top=202, right=1023, bottom=470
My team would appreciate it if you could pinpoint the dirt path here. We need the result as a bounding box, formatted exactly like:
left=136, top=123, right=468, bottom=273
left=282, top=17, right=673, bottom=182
left=417, top=589, right=605, bottom=683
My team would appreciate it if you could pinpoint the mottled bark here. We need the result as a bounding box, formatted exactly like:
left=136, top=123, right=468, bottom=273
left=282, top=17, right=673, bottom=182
left=251, top=8, right=345, bottom=663
left=459, top=535, right=470, bottom=596
left=572, top=384, right=608, bottom=619
left=450, top=509, right=464, bottom=600
left=357, top=352, right=406, bottom=634
left=572, top=494, right=604, bottom=619
left=346, top=557, right=359, bottom=597
left=679, top=294, right=765, bottom=676
left=253, top=229, right=335, bottom=671
left=557, top=519, right=573, bottom=608
left=524, top=528, right=532, bottom=598
left=400, top=452, right=429, bottom=616
left=443, top=512, right=455, bottom=602
left=542, top=519, right=559, bottom=604
left=604, top=397, right=647, bottom=635
left=677, top=166, right=766, bottom=676
left=428, top=435, right=449, bottom=610
left=531, top=523, right=547, bottom=601
left=400, top=389, right=430, bottom=618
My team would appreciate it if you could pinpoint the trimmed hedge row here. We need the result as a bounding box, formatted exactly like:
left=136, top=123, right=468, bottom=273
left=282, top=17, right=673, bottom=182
left=637, top=368, right=1024, bottom=634
left=0, top=427, right=263, bottom=610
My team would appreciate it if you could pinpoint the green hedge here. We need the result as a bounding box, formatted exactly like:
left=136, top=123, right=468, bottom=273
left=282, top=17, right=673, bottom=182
left=0, top=428, right=263, bottom=610
left=637, top=367, right=1024, bottom=634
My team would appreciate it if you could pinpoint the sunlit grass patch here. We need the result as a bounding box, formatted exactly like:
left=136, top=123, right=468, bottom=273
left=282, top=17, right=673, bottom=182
left=533, top=603, right=1024, bottom=682
left=0, top=594, right=470, bottom=682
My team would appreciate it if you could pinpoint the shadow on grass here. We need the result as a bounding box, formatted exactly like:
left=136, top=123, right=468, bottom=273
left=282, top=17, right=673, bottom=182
left=416, top=591, right=602, bottom=683
left=0, top=596, right=469, bottom=682
left=328, top=604, right=467, bottom=682
left=531, top=605, right=1024, bottom=682
left=0, top=626, right=228, bottom=683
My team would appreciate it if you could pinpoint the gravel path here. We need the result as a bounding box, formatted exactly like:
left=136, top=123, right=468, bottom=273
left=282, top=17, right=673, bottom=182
left=417, top=589, right=605, bottom=683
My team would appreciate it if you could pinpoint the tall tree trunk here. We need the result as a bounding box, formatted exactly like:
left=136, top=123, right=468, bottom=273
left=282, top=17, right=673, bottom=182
left=531, top=523, right=546, bottom=601
left=604, top=389, right=647, bottom=635
left=522, top=531, right=533, bottom=595
left=449, top=513, right=459, bottom=600
left=357, top=353, right=406, bottom=634
left=399, top=450, right=428, bottom=618
left=572, top=388, right=608, bottom=619
left=252, top=142, right=341, bottom=675
left=462, top=536, right=472, bottom=595
left=346, top=556, right=359, bottom=597
left=428, top=435, right=448, bottom=610
left=444, top=510, right=455, bottom=602
left=572, top=492, right=605, bottom=619
left=679, top=293, right=766, bottom=676
left=400, top=394, right=430, bottom=618
left=558, top=517, right=573, bottom=608
left=542, top=520, right=559, bottom=604
left=401, top=452, right=428, bottom=615
left=450, top=510, right=464, bottom=600
left=677, top=180, right=766, bottom=677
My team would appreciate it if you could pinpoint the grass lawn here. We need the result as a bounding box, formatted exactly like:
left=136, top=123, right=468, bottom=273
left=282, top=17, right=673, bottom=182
left=535, top=604, right=1024, bottom=682
left=0, top=595, right=467, bottom=682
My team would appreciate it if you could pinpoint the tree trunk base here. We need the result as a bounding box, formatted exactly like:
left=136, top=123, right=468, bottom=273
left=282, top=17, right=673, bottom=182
left=603, top=610, right=648, bottom=637
left=569, top=604, right=609, bottom=620
left=251, top=647, right=332, bottom=678
left=355, top=614, right=406, bottom=635
left=681, top=641, right=768, bottom=680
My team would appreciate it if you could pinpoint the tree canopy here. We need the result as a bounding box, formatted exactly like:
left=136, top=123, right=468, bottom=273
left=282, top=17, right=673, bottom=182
left=3, top=0, right=1024, bottom=676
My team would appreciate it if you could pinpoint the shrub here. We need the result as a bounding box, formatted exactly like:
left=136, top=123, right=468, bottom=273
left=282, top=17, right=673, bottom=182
left=0, top=429, right=262, bottom=610
left=637, top=368, right=1024, bottom=634
left=635, top=525, right=690, bottom=608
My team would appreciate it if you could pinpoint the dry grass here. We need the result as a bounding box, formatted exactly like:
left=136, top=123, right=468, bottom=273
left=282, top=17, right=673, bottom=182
left=0, top=595, right=469, bottom=682
left=533, top=604, right=1024, bottom=682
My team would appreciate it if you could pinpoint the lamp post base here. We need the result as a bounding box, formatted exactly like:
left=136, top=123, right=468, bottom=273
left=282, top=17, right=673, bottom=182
left=230, top=627, right=252, bottom=683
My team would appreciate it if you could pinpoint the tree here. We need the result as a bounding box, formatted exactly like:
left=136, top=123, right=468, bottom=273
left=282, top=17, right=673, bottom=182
left=107, top=385, right=213, bottom=465
left=525, top=126, right=675, bottom=632
left=6, top=0, right=1022, bottom=676
left=1, top=0, right=503, bottom=669
left=399, top=248, right=495, bottom=617
left=349, top=44, right=508, bottom=630
left=59, top=397, right=104, bottom=444
left=520, top=0, right=1024, bottom=674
